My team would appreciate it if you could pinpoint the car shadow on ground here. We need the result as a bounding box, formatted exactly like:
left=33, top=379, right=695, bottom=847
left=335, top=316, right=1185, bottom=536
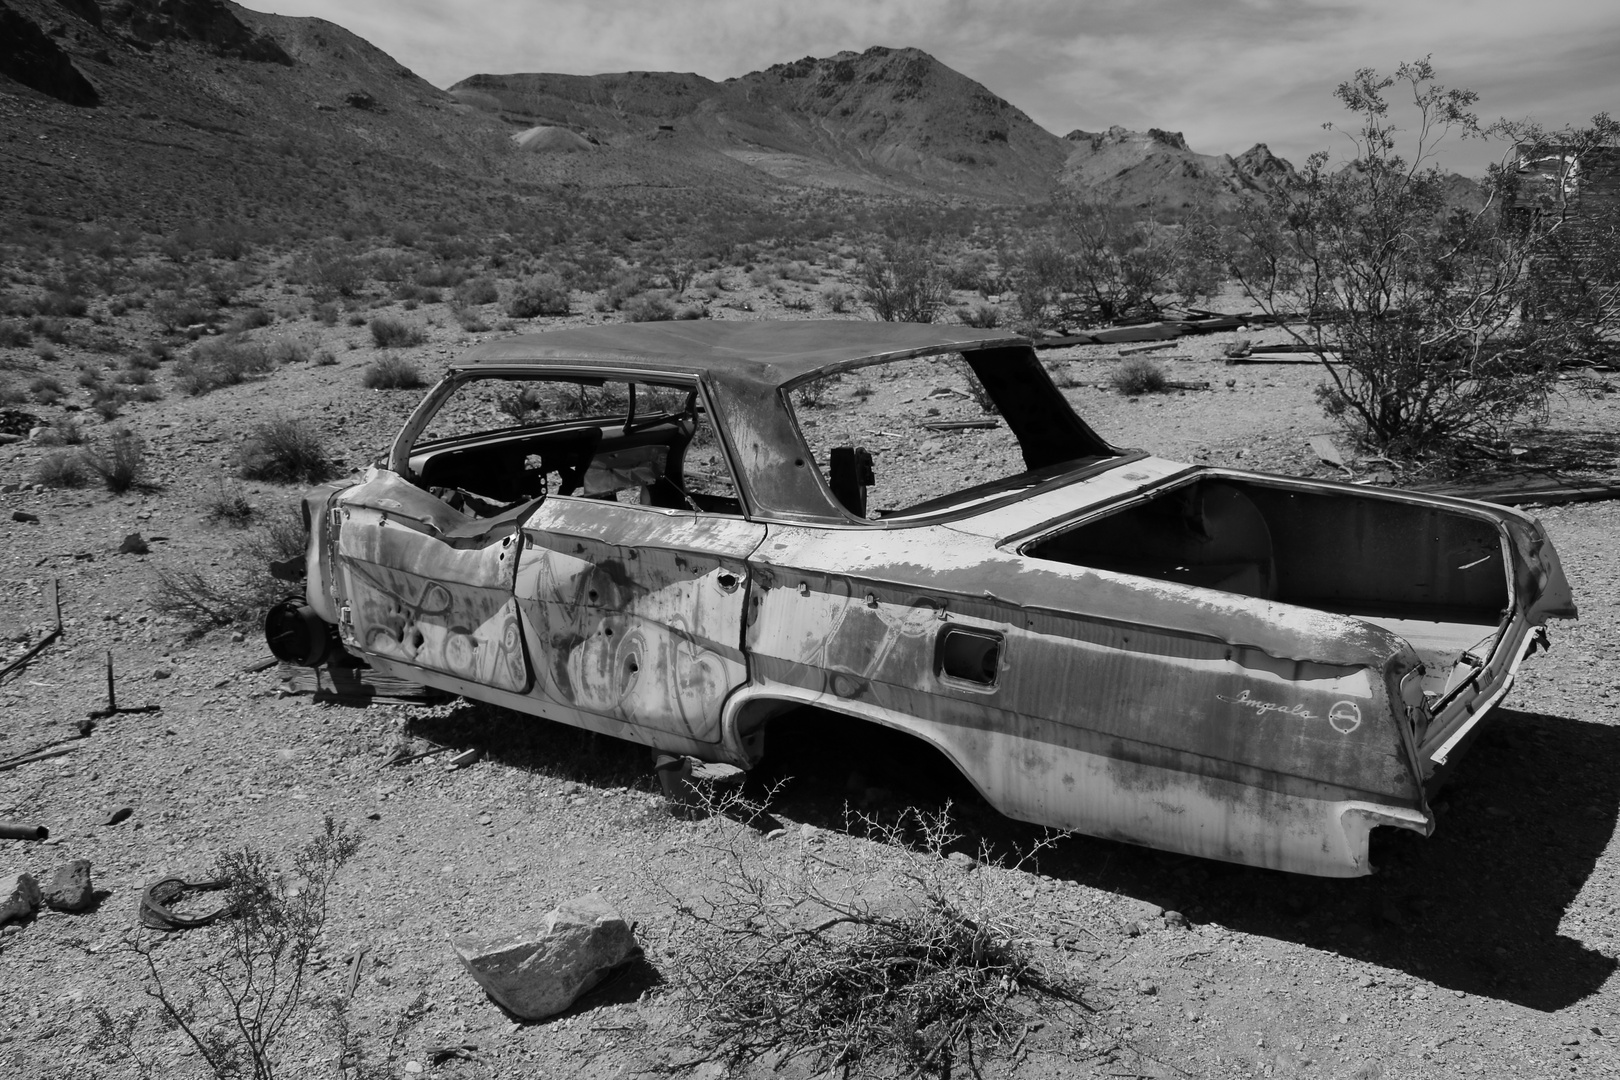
left=409, top=701, right=1617, bottom=1011
left=1030, top=707, right=1619, bottom=1011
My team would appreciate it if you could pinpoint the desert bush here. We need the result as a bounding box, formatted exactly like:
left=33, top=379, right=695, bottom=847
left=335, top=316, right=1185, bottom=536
left=150, top=291, right=216, bottom=331
left=858, top=240, right=950, bottom=323
left=957, top=304, right=1001, bottom=329
left=622, top=293, right=676, bottom=322
left=136, top=818, right=361, bottom=1080
left=173, top=338, right=274, bottom=396
left=34, top=450, right=87, bottom=488
left=369, top=316, right=426, bottom=348
left=451, top=305, right=491, bottom=332
left=228, top=308, right=272, bottom=333
left=1219, top=60, right=1620, bottom=455
left=669, top=800, right=1086, bottom=1076
left=1111, top=358, right=1170, bottom=395
left=237, top=418, right=335, bottom=483
left=361, top=354, right=425, bottom=390
left=82, top=427, right=146, bottom=492
left=507, top=274, right=571, bottom=318
left=312, top=254, right=366, bottom=298
left=0, top=320, right=31, bottom=347
left=28, top=375, right=65, bottom=404
left=310, top=301, right=339, bottom=325
left=266, top=338, right=310, bottom=365
left=821, top=285, right=856, bottom=313
left=452, top=277, right=499, bottom=306
left=32, top=416, right=84, bottom=446
left=155, top=505, right=307, bottom=632
left=89, top=384, right=125, bottom=420
left=313, top=349, right=337, bottom=367
left=203, top=481, right=256, bottom=526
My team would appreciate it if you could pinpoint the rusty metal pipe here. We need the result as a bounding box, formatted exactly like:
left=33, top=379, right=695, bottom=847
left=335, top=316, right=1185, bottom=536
left=0, top=821, right=49, bottom=841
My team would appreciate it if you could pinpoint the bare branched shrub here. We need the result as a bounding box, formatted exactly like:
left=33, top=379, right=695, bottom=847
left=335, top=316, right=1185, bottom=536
left=136, top=817, right=360, bottom=1080
left=859, top=240, right=950, bottom=323
left=668, top=801, right=1088, bottom=1076
left=82, top=427, right=146, bottom=492
left=360, top=354, right=424, bottom=390
left=236, top=418, right=335, bottom=484
left=1214, top=59, right=1620, bottom=455
left=957, top=303, right=1001, bottom=329
left=155, top=503, right=307, bottom=634
left=622, top=293, right=676, bottom=322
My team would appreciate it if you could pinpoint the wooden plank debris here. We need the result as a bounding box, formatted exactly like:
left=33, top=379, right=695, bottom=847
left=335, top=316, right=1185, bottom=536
left=1412, top=474, right=1620, bottom=507
left=1119, top=342, right=1177, bottom=356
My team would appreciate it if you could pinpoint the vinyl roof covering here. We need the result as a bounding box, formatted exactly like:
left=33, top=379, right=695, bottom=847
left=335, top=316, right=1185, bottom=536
left=457, top=320, right=1029, bottom=390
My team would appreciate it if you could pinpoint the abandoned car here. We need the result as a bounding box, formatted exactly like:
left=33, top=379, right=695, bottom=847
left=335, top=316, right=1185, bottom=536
left=266, top=321, right=1575, bottom=877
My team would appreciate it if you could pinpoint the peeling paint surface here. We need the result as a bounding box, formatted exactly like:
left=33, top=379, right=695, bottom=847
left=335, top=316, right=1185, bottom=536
left=294, top=323, right=1577, bottom=877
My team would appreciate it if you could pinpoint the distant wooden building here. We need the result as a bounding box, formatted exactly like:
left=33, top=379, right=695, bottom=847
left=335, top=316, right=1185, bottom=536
left=1504, top=143, right=1620, bottom=332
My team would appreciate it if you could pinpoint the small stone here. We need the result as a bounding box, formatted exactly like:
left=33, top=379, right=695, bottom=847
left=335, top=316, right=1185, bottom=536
left=946, top=851, right=974, bottom=868
left=1136, top=980, right=1157, bottom=996
left=230, top=631, right=245, bottom=644
left=1, top=873, right=42, bottom=925
left=404, top=1063, right=423, bottom=1074
left=1183, top=1007, right=1199, bottom=1022
left=1145, top=904, right=1165, bottom=919
left=118, top=533, right=149, bottom=555
left=1124, top=920, right=1142, bottom=937
left=152, top=668, right=172, bottom=680
left=11, top=510, right=39, bottom=524
left=1163, top=910, right=1189, bottom=928
left=763, top=828, right=786, bottom=841
left=43, top=859, right=92, bottom=913
left=102, top=806, right=133, bottom=826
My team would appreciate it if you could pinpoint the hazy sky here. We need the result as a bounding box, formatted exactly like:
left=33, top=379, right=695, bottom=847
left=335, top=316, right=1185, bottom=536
left=256, top=0, right=1618, bottom=173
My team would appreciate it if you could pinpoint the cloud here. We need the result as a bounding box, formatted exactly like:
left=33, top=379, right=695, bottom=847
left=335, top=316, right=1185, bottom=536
left=253, top=0, right=1620, bottom=173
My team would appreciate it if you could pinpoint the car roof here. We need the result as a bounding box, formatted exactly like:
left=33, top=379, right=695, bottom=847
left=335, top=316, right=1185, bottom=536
left=457, top=320, right=1029, bottom=391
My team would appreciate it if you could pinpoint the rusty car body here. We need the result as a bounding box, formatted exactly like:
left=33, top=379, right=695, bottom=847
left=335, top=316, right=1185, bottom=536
left=267, top=321, right=1576, bottom=876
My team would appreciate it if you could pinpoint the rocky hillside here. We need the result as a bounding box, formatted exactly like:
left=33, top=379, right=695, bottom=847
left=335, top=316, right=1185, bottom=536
left=0, top=0, right=519, bottom=232
left=1060, top=127, right=1296, bottom=212
left=454, top=46, right=1070, bottom=199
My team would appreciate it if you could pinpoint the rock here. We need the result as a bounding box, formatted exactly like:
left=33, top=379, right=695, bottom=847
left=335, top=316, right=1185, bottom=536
left=947, top=851, right=975, bottom=868
left=152, top=668, right=171, bottom=680
left=1136, top=979, right=1157, bottom=996
left=1164, top=910, right=1190, bottom=928
left=118, top=533, right=149, bottom=555
left=43, top=859, right=92, bottom=912
left=102, top=806, right=133, bottom=826
left=1, top=873, right=42, bottom=925
left=449, top=894, right=637, bottom=1019
left=689, top=761, right=744, bottom=785
left=1124, top=920, right=1142, bottom=936
left=11, top=510, right=39, bottom=523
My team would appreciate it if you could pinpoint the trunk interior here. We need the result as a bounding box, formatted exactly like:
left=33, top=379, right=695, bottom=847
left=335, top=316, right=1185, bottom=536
left=1024, top=477, right=1511, bottom=700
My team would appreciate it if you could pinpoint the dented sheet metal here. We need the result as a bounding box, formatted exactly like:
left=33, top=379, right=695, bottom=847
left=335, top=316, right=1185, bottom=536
left=281, top=322, right=1576, bottom=879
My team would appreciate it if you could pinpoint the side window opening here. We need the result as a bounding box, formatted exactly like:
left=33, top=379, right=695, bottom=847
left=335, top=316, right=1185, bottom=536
left=406, top=374, right=742, bottom=518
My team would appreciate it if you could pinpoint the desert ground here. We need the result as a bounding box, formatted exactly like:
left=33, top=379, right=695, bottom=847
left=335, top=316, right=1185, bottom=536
left=2, top=250, right=1618, bottom=1080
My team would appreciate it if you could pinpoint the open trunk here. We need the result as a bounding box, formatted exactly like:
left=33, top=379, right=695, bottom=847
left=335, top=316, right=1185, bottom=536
left=1023, top=473, right=1544, bottom=768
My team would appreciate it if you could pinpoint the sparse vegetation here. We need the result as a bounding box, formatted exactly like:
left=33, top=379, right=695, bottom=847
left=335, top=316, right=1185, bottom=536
left=369, top=316, right=427, bottom=348
left=1111, top=357, right=1170, bottom=396
left=622, top=292, right=677, bottom=322
left=671, top=800, right=1085, bottom=1077
left=361, top=354, right=425, bottom=390
left=155, top=505, right=307, bottom=632
left=507, top=273, right=571, bottom=318
left=236, top=418, right=336, bottom=483
left=136, top=817, right=361, bottom=1080
left=82, top=427, right=146, bottom=492
left=858, top=239, right=950, bottom=323
left=35, top=450, right=88, bottom=488
left=174, top=338, right=275, bottom=396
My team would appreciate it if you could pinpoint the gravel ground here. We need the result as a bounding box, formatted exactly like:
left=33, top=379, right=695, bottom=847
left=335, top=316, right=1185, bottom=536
left=2, top=285, right=1617, bottom=1079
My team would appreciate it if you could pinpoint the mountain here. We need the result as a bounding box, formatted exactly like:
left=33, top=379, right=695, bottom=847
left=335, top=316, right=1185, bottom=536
left=2, top=1, right=1302, bottom=231
left=0, top=0, right=520, bottom=232
left=453, top=46, right=1070, bottom=199
left=1059, top=126, right=1295, bottom=211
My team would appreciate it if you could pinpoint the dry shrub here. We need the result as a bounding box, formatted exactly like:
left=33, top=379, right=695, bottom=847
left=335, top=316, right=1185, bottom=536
left=622, top=293, right=676, bottom=322
left=82, top=427, right=145, bottom=492
left=1110, top=358, right=1169, bottom=396
left=237, top=418, right=335, bottom=484
left=361, top=354, right=425, bottom=390
left=35, top=450, right=87, bottom=488
left=507, top=274, right=570, bottom=318
left=669, top=799, right=1089, bottom=1076
left=154, top=505, right=306, bottom=633
left=369, top=316, right=427, bottom=348
left=174, top=338, right=274, bottom=396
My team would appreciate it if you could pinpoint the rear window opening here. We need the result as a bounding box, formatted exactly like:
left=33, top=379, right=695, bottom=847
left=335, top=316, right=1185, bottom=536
left=1023, top=476, right=1511, bottom=699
